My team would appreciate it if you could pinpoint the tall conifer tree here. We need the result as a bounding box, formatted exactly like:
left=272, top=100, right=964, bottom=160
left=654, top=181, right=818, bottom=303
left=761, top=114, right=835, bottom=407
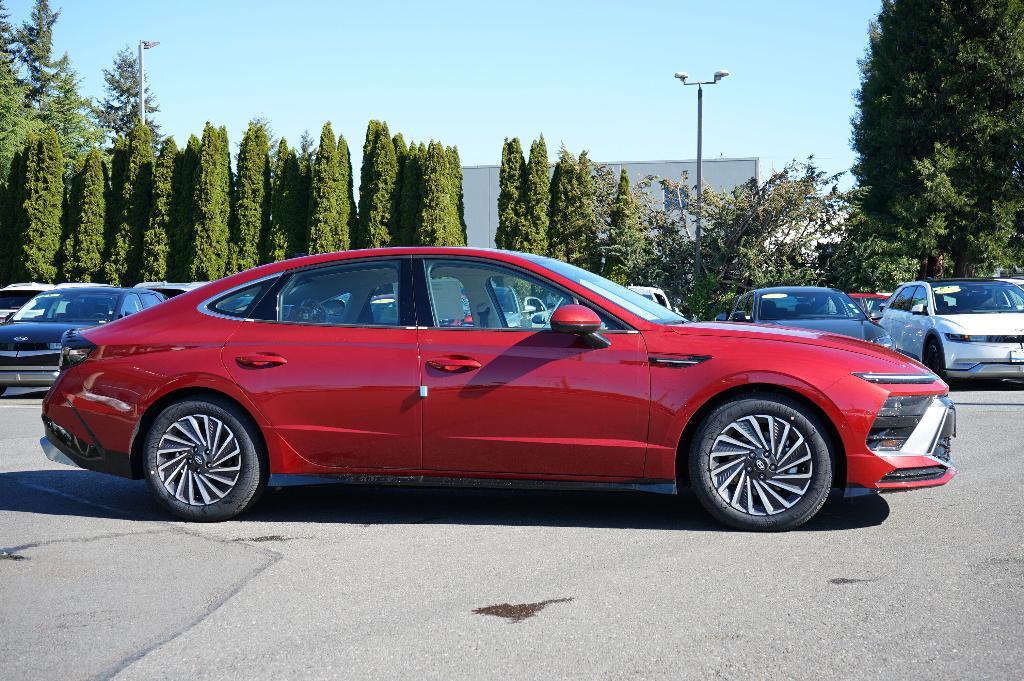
left=356, top=120, right=398, bottom=248
left=389, top=132, right=407, bottom=245
left=548, top=148, right=596, bottom=268
left=13, top=128, right=63, bottom=281
left=496, top=138, right=527, bottom=250
left=417, top=141, right=463, bottom=246
left=104, top=121, right=153, bottom=285
left=264, top=138, right=303, bottom=262
left=307, top=122, right=346, bottom=254
left=230, top=121, right=270, bottom=270
left=188, top=122, right=230, bottom=280
left=338, top=133, right=356, bottom=251
left=398, top=143, right=424, bottom=245
left=520, top=135, right=550, bottom=254
left=447, top=145, right=467, bottom=243
left=15, top=0, right=58, bottom=111
left=62, top=148, right=106, bottom=281
left=139, top=137, right=178, bottom=281
left=168, top=134, right=199, bottom=280
left=603, top=168, right=647, bottom=284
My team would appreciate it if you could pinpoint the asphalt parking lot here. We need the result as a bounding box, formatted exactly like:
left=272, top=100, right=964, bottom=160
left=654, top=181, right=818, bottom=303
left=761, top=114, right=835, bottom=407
left=1, top=383, right=1022, bottom=680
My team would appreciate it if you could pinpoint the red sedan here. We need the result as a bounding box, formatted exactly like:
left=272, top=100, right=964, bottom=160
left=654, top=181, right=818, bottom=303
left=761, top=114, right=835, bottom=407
left=41, top=249, right=956, bottom=531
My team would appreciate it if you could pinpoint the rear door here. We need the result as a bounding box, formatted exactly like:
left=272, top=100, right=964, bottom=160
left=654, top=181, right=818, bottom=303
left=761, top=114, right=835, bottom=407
left=221, top=257, right=421, bottom=470
left=415, top=257, right=650, bottom=478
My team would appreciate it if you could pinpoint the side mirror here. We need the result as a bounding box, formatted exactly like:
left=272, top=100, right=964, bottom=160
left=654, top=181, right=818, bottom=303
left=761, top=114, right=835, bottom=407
left=910, top=303, right=927, bottom=315
left=868, top=311, right=883, bottom=321
left=729, top=311, right=748, bottom=322
left=550, top=305, right=610, bottom=348
left=715, top=312, right=728, bottom=322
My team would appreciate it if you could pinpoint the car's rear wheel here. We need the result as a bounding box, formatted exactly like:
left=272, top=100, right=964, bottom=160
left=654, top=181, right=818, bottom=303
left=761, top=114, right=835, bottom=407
left=688, top=394, right=834, bottom=531
left=0, top=386, right=6, bottom=397
left=923, top=337, right=947, bottom=380
left=143, top=397, right=268, bottom=522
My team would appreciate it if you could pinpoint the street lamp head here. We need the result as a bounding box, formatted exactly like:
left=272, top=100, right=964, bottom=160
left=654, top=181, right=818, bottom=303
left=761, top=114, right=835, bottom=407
left=141, top=40, right=160, bottom=49
left=713, top=69, right=730, bottom=82
left=674, top=71, right=689, bottom=82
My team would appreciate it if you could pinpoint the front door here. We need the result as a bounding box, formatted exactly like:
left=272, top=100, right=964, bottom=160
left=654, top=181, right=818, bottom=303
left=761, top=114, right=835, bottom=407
left=222, top=257, right=421, bottom=470
left=416, top=257, right=650, bottom=478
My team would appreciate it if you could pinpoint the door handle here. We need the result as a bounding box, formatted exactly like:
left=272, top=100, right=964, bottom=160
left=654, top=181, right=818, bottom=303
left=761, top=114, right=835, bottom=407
left=426, top=357, right=482, bottom=372
left=236, top=353, right=288, bottom=368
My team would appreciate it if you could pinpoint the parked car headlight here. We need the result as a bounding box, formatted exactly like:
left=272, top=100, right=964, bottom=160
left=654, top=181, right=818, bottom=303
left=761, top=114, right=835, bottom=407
left=872, top=335, right=895, bottom=349
left=945, top=333, right=973, bottom=342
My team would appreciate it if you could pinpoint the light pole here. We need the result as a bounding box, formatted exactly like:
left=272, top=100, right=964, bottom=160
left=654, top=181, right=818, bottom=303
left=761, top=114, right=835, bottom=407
left=138, top=40, right=160, bottom=123
left=674, top=69, right=729, bottom=280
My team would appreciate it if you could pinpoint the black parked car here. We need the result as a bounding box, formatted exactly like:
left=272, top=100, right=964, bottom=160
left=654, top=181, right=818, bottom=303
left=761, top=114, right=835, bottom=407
left=716, top=286, right=896, bottom=349
left=0, top=287, right=164, bottom=396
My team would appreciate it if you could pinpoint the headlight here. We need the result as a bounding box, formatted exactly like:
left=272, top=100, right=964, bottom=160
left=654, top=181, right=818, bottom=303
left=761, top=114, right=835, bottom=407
left=853, top=372, right=939, bottom=384
left=867, top=395, right=934, bottom=451
left=945, top=333, right=972, bottom=342
left=58, top=330, right=96, bottom=369
left=872, top=335, right=895, bottom=349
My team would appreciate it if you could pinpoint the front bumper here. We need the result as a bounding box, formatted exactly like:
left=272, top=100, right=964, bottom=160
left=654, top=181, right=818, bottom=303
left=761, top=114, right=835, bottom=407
left=0, top=368, right=59, bottom=387
left=945, top=342, right=1024, bottom=379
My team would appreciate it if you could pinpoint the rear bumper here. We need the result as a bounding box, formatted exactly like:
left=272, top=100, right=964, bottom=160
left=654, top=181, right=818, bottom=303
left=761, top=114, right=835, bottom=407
left=40, top=416, right=136, bottom=478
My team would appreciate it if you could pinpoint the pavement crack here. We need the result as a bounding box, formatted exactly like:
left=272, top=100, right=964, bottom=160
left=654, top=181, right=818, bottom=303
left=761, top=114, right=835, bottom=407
left=473, top=597, right=573, bottom=623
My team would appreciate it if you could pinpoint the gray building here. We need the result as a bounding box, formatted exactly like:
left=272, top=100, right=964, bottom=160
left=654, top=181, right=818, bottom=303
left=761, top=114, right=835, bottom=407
left=461, top=157, right=759, bottom=248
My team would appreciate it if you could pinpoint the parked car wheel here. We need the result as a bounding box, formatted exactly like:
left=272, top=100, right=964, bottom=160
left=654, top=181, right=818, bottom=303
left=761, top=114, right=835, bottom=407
left=923, top=337, right=947, bottom=380
left=688, top=394, right=834, bottom=531
left=143, top=397, right=268, bottom=522
left=0, top=386, right=6, bottom=397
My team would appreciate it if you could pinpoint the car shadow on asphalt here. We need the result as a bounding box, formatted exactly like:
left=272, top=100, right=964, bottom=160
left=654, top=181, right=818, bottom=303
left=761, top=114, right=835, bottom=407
left=0, top=468, right=890, bottom=532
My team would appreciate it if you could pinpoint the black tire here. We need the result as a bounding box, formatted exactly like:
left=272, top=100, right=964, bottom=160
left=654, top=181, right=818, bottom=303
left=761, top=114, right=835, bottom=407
left=923, top=337, right=947, bottom=380
left=688, top=393, right=834, bottom=531
left=143, top=397, right=268, bottom=522
left=0, top=386, right=7, bottom=397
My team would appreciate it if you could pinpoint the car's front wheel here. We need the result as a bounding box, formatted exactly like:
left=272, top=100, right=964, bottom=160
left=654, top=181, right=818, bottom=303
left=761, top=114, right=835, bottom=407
left=688, top=394, right=834, bottom=531
left=923, top=337, right=947, bottom=380
left=143, top=397, right=268, bottom=522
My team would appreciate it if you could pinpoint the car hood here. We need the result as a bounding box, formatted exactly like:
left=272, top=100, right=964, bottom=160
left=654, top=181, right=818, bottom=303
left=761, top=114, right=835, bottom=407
left=758, top=317, right=887, bottom=341
left=0, top=320, right=99, bottom=343
left=939, top=312, right=1024, bottom=334
left=672, top=321, right=920, bottom=368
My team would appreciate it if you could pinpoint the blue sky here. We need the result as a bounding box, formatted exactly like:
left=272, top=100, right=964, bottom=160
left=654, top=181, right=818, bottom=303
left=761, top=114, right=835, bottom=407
left=13, top=0, right=880, bottom=184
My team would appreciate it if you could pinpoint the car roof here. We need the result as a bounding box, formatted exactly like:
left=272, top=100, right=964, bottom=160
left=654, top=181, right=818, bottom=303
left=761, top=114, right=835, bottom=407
left=134, top=281, right=209, bottom=289
left=0, top=282, right=54, bottom=291
left=36, top=286, right=135, bottom=294
left=754, top=286, right=842, bottom=294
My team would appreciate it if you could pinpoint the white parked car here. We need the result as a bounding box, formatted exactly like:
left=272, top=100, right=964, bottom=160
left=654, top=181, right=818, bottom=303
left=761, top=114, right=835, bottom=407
left=879, top=279, right=1024, bottom=380
left=628, top=286, right=677, bottom=312
left=0, top=282, right=55, bottom=319
left=134, top=281, right=209, bottom=298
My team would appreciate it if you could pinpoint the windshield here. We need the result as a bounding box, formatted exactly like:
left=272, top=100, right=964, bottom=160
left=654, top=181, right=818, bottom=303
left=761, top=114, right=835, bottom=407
left=932, top=281, right=1024, bottom=314
left=759, top=290, right=866, bottom=321
left=0, top=293, right=35, bottom=310
left=11, top=290, right=121, bottom=323
left=523, top=255, right=686, bottom=323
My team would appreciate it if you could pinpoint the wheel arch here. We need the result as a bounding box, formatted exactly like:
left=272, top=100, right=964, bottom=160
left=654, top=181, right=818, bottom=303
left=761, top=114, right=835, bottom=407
left=129, top=387, right=268, bottom=479
left=674, top=382, right=846, bottom=490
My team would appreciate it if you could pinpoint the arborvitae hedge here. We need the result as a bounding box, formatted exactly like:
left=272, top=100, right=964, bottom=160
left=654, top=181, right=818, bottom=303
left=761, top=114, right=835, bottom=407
left=0, top=147, right=26, bottom=283
left=62, top=148, right=106, bottom=282
left=168, top=134, right=199, bottom=281
left=447, top=145, right=467, bottom=243
left=548, top=148, right=596, bottom=268
left=389, top=133, right=407, bottom=245
left=105, top=121, right=153, bottom=285
left=264, top=138, right=304, bottom=262
left=357, top=120, right=398, bottom=248
left=307, top=122, right=346, bottom=254
left=604, top=167, right=645, bottom=285
left=139, top=137, right=178, bottom=281
left=496, top=137, right=526, bottom=250
left=338, top=133, right=357, bottom=253
left=418, top=141, right=463, bottom=246
left=230, top=122, right=270, bottom=271
left=189, top=122, right=230, bottom=280
left=397, top=142, right=424, bottom=246
left=15, top=129, right=64, bottom=282
left=521, top=135, right=550, bottom=254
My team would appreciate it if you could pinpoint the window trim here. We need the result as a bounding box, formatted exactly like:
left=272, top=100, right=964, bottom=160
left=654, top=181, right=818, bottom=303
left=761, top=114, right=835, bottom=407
left=413, top=255, right=635, bottom=333
left=198, top=273, right=281, bottom=321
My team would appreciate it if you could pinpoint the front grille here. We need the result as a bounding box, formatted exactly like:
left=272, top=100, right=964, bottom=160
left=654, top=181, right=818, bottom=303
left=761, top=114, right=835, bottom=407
left=932, top=436, right=953, bottom=463
left=984, top=335, right=1024, bottom=344
left=879, top=466, right=947, bottom=483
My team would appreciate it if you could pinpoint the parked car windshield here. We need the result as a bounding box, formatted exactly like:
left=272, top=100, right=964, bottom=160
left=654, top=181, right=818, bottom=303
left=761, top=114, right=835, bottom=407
left=11, top=290, right=121, bottom=323
left=932, top=281, right=1024, bottom=314
left=523, top=255, right=686, bottom=323
left=0, top=293, right=35, bottom=310
left=759, top=290, right=866, bottom=321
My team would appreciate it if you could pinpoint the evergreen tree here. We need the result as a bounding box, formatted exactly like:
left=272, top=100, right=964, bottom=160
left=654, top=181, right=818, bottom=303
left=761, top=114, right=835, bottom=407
left=852, top=0, right=1024, bottom=276
left=356, top=120, right=398, bottom=248
left=61, top=148, right=106, bottom=281
left=520, top=135, right=550, bottom=254
left=0, top=146, right=26, bottom=283
left=338, top=132, right=357, bottom=251
left=417, top=141, right=463, bottom=246
left=447, top=145, right=467, bottom=243
left=0, top=1, right=33, bottom=177
left=41, top=53, right=102, bottom=164
left=187, top=122, right=231, bottom=280
left=306, top=121, right=346, bottom=253
left=15, top=0, right=58, bottom=111
left=104, top=120, right=153, bottom=285
left=496, top=137, right=527, bottom=250
left=397, top=143, right=424, bottom=245
left=168, top=134, right=199, bottom=280
left=548, top=148, right=597, bottom=268
left=139, top=137, right=178, bottom=281
left=228, top=122, right=270, bottom=272
left=603, top=168, right=648, bottom=285
left=12, top=128, right=63, bottom=281
left=97, top=46, right=160, bottom=142
left=389, top=132, right=407, bottom=245
left=264, top=138, right=304, bottom=261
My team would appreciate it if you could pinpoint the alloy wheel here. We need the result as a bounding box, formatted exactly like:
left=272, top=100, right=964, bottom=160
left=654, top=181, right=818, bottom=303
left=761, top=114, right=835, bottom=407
left=155, top=414, right=242, bottom=506
left=708, top=414, right=813, bottom=516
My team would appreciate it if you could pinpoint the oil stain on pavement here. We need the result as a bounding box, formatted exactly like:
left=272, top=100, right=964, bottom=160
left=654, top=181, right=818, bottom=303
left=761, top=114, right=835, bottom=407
left=473, top=597, right=573, bottom=623
left=0, top=550, right=27, bottom=561
left=829, top=576, right=877, bottom=585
